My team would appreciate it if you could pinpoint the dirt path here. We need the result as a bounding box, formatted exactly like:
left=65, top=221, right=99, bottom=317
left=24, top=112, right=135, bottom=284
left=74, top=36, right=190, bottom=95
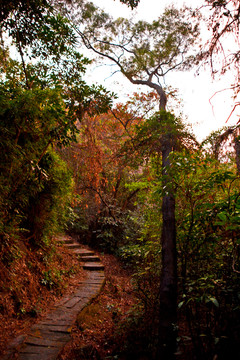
left=1, top=236, right=105, bottom=360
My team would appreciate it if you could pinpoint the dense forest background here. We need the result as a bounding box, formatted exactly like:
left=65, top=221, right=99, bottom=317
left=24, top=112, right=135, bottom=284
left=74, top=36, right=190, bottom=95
left=0, top=0, right=239, bottom=359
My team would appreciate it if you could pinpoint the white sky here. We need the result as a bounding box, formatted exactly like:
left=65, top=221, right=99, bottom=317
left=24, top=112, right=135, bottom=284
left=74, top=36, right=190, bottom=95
left=86, top=0, right=240, bottom=141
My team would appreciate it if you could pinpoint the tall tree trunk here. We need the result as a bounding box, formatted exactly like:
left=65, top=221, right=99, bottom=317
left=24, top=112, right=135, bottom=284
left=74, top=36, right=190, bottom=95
left=158, top=134, right=177, bottom=359
left=157, top=97, right=177, bottom=358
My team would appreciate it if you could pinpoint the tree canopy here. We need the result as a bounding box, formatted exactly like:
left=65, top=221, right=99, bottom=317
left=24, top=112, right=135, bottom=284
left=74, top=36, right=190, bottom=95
left=62, top=1, right=199, bottom=109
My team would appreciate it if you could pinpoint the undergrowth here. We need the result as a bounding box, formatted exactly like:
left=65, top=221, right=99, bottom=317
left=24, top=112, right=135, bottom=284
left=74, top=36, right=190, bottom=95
left=0, top=235, right=84, bottom=356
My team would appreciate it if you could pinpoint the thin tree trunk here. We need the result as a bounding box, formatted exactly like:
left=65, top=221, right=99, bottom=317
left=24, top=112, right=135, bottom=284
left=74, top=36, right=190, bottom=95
left=16, top=28, right=30, bottom=89
left=234, top=134, right=240, bottom=174
left=157, top=93, right=177, bottom=358
left=158, top=135, right=177, bottom=358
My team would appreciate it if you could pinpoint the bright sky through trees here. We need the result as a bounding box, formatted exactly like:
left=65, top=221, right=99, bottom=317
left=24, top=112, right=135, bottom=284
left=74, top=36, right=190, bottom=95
left=87, top=0, right=239, bottom=141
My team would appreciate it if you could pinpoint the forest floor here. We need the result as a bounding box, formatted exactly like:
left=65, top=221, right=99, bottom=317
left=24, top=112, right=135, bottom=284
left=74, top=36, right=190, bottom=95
left=0, top=236, right=137, bottom=359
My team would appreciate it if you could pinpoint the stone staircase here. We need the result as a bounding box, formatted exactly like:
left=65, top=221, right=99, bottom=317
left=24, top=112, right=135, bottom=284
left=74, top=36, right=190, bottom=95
left=58, top=235, right=105, bottom=271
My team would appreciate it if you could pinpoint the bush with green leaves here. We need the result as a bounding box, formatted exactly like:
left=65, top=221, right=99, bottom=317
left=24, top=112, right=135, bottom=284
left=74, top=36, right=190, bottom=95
left=24, top=150, right=74, bottom=247
left=118, top=145, right=240, bottom=358
left=0, top=3, right=114, bottom=251
left=169, top=150, right=240, bottom=358
left=0, top=76, right=74, bottom=248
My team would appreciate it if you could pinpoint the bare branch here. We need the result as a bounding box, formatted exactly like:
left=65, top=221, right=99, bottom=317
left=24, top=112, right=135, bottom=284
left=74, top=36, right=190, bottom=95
left=227, top=103, right=240, bottom=123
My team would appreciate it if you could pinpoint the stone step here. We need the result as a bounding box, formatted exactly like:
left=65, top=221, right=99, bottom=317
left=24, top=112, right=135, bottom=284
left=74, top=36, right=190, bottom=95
left=64, top=243, right=81, bottom=249
left=73, top=249, right=95, bottom=256
left=83, top=263, right=105, bottom=271
left=81, top=255, right=100, bottom=262
left=4, top=261, right=105, bottom=360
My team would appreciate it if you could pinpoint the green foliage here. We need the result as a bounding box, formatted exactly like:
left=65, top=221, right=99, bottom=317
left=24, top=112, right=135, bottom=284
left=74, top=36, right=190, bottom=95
left=0, top=0, right=48, bottom=23
left=0, top=70, right=75, bottom=246
left=134, top=110, right=196, bottom=156
left=70, top=3, right=199, bottom=84
left=1, top=1, right=76, bottom=62
left=0, top=0, right=115, bottom=250
left=119, top=0, right=140, bottom=8
left=40, top=268, right=63, bottom=289
left=167, top=149, right=240, bottom=357
left=118, top=238, right=162, bottom=356
left=26, top=150, right=74, bottom=246
left=117, top=142, right=240, bottom=358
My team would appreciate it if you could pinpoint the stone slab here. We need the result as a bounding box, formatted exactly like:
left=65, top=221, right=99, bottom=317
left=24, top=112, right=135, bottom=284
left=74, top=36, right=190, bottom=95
left=47, top=307, right=76, bottom=315
left=74, top=249, right=95, bottom=256
left=85, top=280, right=105, bottom=285
left=73, top=290, right=97, bottom=298
left=63, top=296, right=83, bottom=309
left=25, top=336, right=65, bottom=347
left=19, top=346, right=39, bottom=354
left=64, top=243, right=81, bottom=249
left=43, top=315, right=68, bottom=323
left=19, top=345, right=60, bottom=355
left=83, top=263, right=105, bottom=271
left=40, top=319, right=73, bottom=326
left=18, top=347, right=60, bottom=360
left=80, top=255, right=100, bottom=262
left=53, top=295, right=73, bottom=307
left=28, top=330, right=70, bottom=343
left=31, top=324, right=71, bottom=333
left=18, top=354, right=55, bottom=360
left=88, top=271, right=105, bottom=276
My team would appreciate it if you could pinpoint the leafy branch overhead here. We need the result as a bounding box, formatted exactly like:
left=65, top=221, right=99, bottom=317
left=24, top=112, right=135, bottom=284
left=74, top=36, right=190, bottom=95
left=118, top=0, right=140, bottom=9
left=60, top=1, right=199, bottom=108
